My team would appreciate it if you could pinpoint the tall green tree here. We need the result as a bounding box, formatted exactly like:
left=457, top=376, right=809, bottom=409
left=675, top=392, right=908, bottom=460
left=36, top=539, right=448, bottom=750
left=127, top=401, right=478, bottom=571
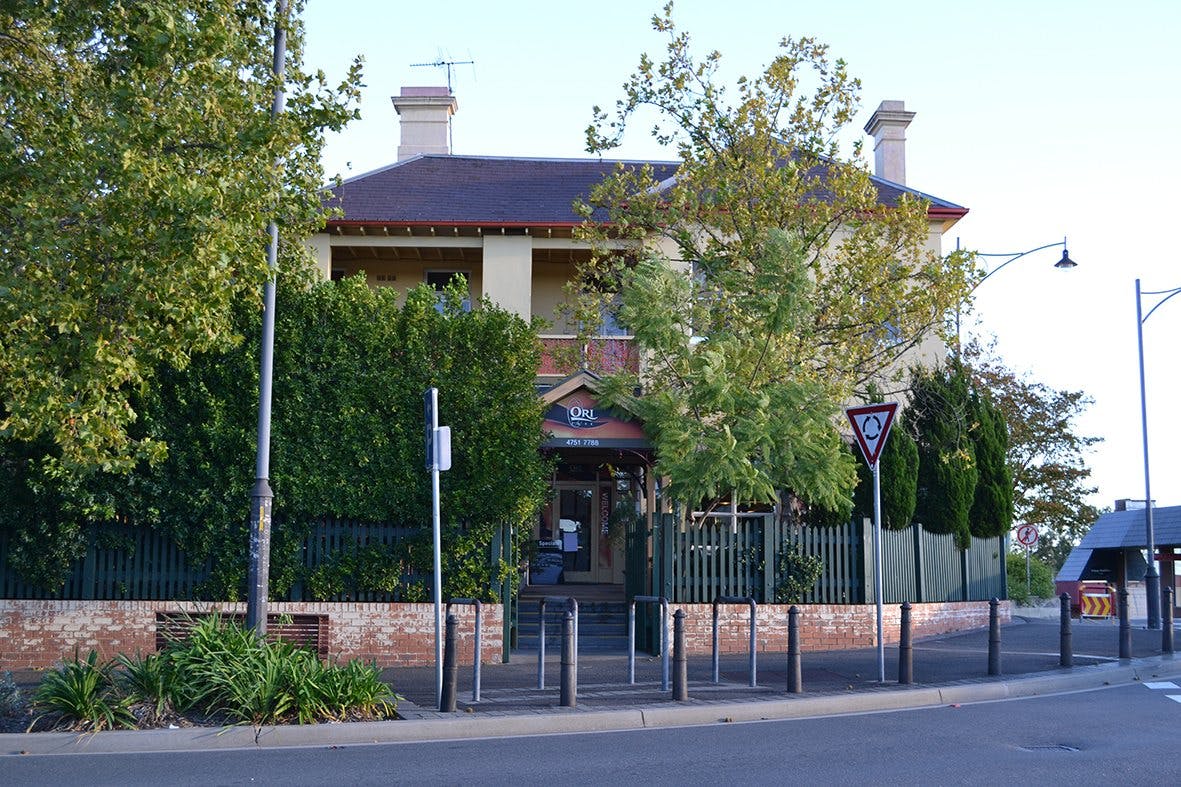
left=575, top=3, right=973, bottom=515
left=907, top=362, right=978, bottom=547
left=965, top=340, right=1101, bottom=568
left=0, top=1, right=361, bottom=476
left=968, top=389, right=1012, bottom=537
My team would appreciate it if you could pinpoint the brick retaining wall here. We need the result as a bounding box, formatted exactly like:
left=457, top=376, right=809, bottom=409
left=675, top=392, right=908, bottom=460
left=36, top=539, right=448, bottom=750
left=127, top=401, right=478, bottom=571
left=0, top=599, right=1006, bottom=669
left=0, top=600, right=502, bottom=670
left=674, top=600, right=1011, bottom=655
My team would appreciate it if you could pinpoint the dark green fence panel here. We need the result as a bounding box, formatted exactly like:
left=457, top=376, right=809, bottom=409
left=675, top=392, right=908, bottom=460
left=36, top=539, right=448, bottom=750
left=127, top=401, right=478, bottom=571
left=1, top=519, right=440, bottom=601
left=671, top=514, right=764, bottom=603
left=880, top=526, right=917, bottom=603
left=967, top=535, right=1005, bottom=600
left=780, top=518, right=861, bottom=604
left=920, top=528, right=964, bottom=601
left=0, top=523, right=214, bottom=601
left=659, top=515, right=1005, bottom=606
left=294, top=519, right=425, bottom=602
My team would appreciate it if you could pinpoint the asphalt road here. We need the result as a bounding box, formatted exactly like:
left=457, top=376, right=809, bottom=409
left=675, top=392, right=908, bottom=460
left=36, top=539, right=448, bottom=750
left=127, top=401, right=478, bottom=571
left=7, top=680, right=1181, bottom=786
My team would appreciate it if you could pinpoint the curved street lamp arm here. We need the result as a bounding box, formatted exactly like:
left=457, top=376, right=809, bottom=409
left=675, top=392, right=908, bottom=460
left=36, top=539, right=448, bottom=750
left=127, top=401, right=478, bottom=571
left=972, top=239, right=1067, bottom=290
left=1140, top=285, right=1181, bottom=324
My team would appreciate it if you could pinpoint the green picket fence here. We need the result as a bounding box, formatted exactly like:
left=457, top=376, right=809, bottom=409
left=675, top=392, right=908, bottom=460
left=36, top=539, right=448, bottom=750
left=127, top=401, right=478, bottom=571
left=0, top=519, right=433, bottom=601
left=0, top=523, right=212, bottom=600
left=650, top=513, right=1005, bottom=605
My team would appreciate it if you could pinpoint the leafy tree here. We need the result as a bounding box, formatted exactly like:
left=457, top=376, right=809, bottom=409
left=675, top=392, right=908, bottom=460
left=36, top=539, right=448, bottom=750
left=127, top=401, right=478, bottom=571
left=968, top=389, right=1012, bottom=537
left=965, top=340, right=1101, bottom=568
left=574, top=3, right=973, bottom=516
left=0, top=1, right=361, bottom=476
left=907, top=362, right=977, bottom=547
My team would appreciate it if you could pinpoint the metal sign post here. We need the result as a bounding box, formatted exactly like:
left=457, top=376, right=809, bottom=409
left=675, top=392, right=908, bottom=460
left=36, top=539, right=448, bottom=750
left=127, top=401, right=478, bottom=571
left=845, top=402, right=899, bottom=684
left=425, top=387, right=453, bottom=709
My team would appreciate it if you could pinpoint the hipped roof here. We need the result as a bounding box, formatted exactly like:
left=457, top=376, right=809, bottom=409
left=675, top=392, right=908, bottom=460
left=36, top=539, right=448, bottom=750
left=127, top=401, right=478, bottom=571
left=325, top=154, right=967, bottom=228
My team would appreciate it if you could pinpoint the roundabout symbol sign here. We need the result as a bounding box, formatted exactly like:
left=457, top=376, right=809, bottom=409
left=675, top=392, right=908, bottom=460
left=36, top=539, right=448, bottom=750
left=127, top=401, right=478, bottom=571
left=844, top=402, right=899, bottom=467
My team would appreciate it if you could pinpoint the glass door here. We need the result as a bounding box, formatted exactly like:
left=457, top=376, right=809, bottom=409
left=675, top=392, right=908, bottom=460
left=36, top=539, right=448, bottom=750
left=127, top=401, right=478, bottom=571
left=556, top=486, right=595, bottom=582
left=551, top=483, right=625, bottom=584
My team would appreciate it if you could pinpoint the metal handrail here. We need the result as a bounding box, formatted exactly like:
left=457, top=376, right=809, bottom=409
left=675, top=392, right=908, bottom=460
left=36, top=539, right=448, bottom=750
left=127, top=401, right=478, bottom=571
left=628, top=595, right=670, bottom=691
left=712, top=595, right=757, bottom=687
left=445, top=598, right=482, bottom=702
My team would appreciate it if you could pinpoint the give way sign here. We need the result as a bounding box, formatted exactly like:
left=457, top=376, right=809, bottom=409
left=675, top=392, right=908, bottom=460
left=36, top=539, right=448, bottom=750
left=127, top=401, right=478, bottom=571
left=844, top=402, right=899, bottom=467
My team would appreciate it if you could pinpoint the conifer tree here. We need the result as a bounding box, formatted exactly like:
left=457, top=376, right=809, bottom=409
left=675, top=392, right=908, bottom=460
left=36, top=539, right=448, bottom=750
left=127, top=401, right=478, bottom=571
left=908, top=363, right=977, bottom=547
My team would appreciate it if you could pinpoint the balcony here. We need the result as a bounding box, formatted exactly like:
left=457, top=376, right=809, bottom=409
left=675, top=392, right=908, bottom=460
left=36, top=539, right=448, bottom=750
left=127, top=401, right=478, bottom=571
left=539, top=336, right=638, bottom=377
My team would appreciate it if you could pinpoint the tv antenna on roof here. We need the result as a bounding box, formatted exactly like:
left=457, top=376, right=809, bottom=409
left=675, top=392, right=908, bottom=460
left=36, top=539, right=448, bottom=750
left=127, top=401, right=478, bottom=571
left=408, top=56, right=474, bottom=153
left=409, top=58, right=475, bottom=94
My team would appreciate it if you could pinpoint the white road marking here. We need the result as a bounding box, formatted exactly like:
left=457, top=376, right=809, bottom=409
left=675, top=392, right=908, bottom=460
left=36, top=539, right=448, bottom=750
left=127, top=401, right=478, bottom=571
left=1144, top=682, right=1179, bottom=690
left=1167, top=695, right=1181, bottom=704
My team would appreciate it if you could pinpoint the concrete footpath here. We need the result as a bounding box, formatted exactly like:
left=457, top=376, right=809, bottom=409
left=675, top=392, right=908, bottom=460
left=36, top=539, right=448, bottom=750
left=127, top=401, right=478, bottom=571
left=3, top=613, right=1179, bottom=756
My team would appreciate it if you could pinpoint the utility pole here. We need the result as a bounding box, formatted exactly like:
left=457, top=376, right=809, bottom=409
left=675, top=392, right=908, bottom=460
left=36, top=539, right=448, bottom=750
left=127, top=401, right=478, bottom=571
left=246, top=0, right=288, bottom=635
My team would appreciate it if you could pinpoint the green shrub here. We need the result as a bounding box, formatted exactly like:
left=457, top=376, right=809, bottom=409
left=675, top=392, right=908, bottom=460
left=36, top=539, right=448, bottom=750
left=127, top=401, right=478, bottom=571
left=162, top=615, right=398, bottom=727
left=773, top=545, right=824, bottom=603
left=1006, top=552, right=1055, bottom=604
left=30, top=650, right=135, bottom=732
left=116, top=651, right=176, bottom=723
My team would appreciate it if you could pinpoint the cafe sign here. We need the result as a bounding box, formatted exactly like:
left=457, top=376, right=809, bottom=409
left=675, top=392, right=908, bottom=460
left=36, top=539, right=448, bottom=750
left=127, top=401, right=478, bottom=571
left=542, top=390, right=648, bottom=449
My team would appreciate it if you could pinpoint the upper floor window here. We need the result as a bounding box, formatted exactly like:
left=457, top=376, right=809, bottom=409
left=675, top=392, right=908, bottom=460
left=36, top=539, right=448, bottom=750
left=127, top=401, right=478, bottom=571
left=599, top=294, right=629, bottom=337
left=426, top=270, right=471, bottom=313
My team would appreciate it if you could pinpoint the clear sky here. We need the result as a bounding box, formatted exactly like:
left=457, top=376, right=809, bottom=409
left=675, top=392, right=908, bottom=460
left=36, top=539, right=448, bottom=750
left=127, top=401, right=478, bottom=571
left=303, top=0, right=1181, bottom=511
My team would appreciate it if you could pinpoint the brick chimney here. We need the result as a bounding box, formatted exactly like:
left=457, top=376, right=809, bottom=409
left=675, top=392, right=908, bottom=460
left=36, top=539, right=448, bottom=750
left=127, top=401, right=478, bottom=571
left=392, top=86, right=457, bottom=161
left=863, top=100, right=915, bottom=185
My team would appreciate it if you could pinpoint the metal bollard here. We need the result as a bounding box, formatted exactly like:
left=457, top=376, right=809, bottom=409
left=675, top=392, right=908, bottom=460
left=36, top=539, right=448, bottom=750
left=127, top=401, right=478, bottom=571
left=440, top=614, right=458, bottom=712
left=560, top=611, right=576, bottom=707
left=673, top=609, right=688, bottom=701
left=1059, top=593, right=1073, bottom=667
left=988, top=598, right=1001, bottom=676
left=899, top=602, right=913, bottom=685
left=1118, top=587, right=1132, bottom=660
left=1163, top=587, right=1175, bottom=656
left=787, top=605, right=802, bottom=693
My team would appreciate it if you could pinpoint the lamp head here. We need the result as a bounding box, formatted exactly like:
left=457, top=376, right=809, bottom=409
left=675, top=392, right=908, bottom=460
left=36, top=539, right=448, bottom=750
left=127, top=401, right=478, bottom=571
left=1054, top=247, right=1077, bottom=269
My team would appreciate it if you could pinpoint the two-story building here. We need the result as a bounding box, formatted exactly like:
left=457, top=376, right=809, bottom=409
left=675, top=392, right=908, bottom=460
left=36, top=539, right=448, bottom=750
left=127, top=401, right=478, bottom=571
left=311, top=86, right=967, bottom=588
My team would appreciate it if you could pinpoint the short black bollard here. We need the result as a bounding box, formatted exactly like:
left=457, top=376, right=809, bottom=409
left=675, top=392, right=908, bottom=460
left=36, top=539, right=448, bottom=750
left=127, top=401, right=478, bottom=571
left=673, top=609, right=688, bottom=701
left=560, top=611, right=576, bottom=708
left=440, top=614, right=459, bottom=712
left=899, top=602, right=913, bottom=685
left=1059, top=593, right=1073, bottom=667
left=1118, top=587, right=1132, bottom=660
left=1163, top=587, right=1175, bottom=656
left=787, top=605, right=802, bottom=693
left=987, top=598, right=1001, bottom=676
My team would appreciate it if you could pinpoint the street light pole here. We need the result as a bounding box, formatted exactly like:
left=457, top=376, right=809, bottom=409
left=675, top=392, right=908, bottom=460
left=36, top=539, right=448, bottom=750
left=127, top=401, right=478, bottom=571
left=1134, top=278, right=1181, bottom=631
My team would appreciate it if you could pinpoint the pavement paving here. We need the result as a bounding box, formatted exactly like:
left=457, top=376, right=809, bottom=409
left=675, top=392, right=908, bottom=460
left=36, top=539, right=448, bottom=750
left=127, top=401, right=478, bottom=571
left=3, top=611, right=1179, bottom=756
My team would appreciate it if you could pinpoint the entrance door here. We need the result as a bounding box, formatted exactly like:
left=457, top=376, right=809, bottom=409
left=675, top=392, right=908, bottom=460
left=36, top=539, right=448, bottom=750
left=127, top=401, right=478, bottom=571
left=552, top=483, right=623, bottom=583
